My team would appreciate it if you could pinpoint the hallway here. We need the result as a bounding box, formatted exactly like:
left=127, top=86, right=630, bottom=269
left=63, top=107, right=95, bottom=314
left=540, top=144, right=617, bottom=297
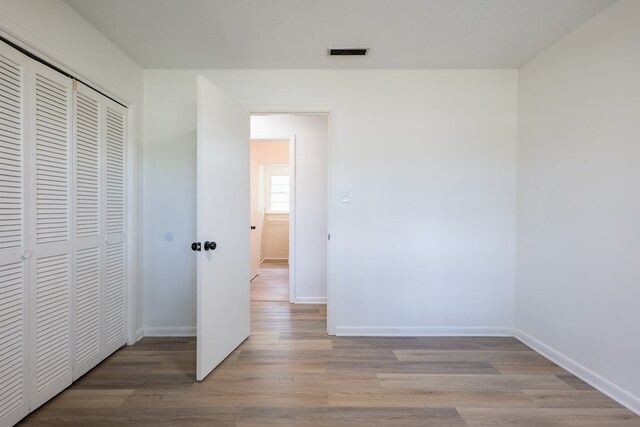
left=250, top=262, right=290, bottom=303
left=18, top=265, right=638, bottom=426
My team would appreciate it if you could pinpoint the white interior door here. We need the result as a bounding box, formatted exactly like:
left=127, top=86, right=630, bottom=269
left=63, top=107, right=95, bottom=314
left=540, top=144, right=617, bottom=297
left=72, top=82, right=127, bottom=380
left=196, top=76, right=250, bottom=381
left=72, top=82, right=103, bottom=380
left=28, top=61, right=74, bottom=410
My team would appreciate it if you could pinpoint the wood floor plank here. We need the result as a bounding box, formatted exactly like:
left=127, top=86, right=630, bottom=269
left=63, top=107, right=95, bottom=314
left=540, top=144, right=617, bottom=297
left=21, top=407, right=241, bottom=427
left=72, top=370, right=196, bottom=390
left=557, top=374, right=597, bottom=390
left=329, top=390, right=539, bottom=408
left=236, top=407, right=466, bottom=426
left=240, top=337, right=333, bottom=351
left=47, top=389, right=135, bottom=409
left=523, top=390, right=625, bottom=409
left=378, top=373, right=574, bottom=391
left=458, top=407, right=640, bottom=426
left=120, top=389, right=329, bottom=409
left=203, top=362, right=328, bottom=377
left=412, top=337, right=532, bottom=351
left=236, top=348, right=399, bottom=363
left=393, top=349, right=552, bottom=363
left=279, top=331, right=332, bottom=340
left=327, top=360, right=501, bottom=375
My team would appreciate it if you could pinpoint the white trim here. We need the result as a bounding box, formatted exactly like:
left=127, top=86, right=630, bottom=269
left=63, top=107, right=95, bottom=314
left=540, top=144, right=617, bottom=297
left=126, top=104, right=139, bottom=345
left=294, top=297, right=327, bottom=304
left=288, top=136, right=296, bottom=304
left=326, top=109, right=337, bottom=335
left=144, top=327, right=196, bottom=337
left=135, top=328, right=144, bottom=342
left=335, top=326, right=515, bottom=337
left=515, top=329, right=640, bottom=416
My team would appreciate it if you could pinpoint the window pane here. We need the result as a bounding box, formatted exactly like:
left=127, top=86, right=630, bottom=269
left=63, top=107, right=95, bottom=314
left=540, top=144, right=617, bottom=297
left=270, top=202, right=289, bottom=212
left=271, top=193, right=288, bottom=203
left=269, top=174, right=289, bottom=212
left=271, top=185, right=288, bottom=194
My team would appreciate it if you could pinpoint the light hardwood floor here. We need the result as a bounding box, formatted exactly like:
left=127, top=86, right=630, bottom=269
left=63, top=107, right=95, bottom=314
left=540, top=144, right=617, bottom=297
left=19, top=264, right=640, bottom=426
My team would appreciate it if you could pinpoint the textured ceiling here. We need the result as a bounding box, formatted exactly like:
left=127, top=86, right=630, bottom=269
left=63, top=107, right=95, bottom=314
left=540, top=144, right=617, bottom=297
left=65, top=0, right=616, bottom=69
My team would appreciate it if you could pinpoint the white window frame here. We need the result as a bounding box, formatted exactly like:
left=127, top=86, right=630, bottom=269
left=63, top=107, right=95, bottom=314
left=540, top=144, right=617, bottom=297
left=268, top=173, right=290, bottom=213
left=263, top=164, right=290, bottom=214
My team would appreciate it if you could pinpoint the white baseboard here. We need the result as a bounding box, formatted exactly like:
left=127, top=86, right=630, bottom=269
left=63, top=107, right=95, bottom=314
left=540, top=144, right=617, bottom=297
left=144, top=326, right=196, bottom=337
left=515, top=329, right=640, bottom=416
left=135, top=328, right=144, bottom=342
left=294, top=296, right=327, bottom=304
left=335, top=326, right=514, bottom=337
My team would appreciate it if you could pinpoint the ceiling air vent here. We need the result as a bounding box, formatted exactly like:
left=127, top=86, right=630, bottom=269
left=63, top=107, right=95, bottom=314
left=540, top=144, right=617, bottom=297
left=327, top=48, right=369, bottom=56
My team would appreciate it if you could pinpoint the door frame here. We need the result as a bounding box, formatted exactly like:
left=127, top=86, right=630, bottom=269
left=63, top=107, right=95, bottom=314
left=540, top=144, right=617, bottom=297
left=250, top=134, right=297, bottom=302
left=249, top=108, right=337, bottom=335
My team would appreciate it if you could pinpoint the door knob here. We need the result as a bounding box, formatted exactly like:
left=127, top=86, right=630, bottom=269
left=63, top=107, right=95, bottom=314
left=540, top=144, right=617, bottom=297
left=250, top=226, right=256, bottom=230
left=204, top=241, right=217, bottom=251
left=191, top=242, right=202, bottom=251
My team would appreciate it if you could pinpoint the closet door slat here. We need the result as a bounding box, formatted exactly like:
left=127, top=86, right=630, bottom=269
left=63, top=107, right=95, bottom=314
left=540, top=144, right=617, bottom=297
left=34, top=254, right=70, bottom=392
left=0, top=52, right=24, bottom=251
left=34, top=73, right=69, bottom=246
left=73, top=247, right=99, bottom=367
left=75, top=93, right=99, bottom=238
left=106, top=107, right=125, bottom=235
left=105, top=242, right=125, bottom=345
left=0, top=261, right=26, bottom=424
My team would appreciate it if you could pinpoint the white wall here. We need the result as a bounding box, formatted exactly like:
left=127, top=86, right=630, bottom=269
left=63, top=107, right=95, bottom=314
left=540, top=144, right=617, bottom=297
left=517, top=0, right=640, bottom=414
left=0, top=0, right=141, bottom=104
left=143, top=69, right=517, bottom=336
left=0, top=0, right=144, bottom=340
left=252, top=115, right=328, bottom=302
left=260, top=164, right=290, bottom=261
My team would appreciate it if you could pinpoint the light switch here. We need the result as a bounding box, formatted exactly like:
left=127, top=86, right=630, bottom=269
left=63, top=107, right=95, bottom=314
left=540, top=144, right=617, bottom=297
left=341, top=190, right=351, bottom=203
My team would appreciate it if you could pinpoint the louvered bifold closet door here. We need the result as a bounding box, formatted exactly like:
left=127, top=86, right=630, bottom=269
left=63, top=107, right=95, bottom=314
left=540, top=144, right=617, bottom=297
left=102, top=99, right=127, bottom=356
left=72, top=83, right=102, bottom=379
left=27, top=62, right=73, bottom=410
left=0, top=42, right=29, bottom=427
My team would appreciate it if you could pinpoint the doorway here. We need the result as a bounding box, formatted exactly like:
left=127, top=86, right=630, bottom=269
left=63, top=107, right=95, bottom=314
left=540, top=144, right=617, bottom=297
left=195, top=78, right=331, bottom=382
left=249, top=114, right=329, bottom=306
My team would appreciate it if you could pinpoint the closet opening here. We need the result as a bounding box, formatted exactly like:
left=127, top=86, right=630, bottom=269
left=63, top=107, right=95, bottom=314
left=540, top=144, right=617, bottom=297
left=0, top=38, right=130, bottom=426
